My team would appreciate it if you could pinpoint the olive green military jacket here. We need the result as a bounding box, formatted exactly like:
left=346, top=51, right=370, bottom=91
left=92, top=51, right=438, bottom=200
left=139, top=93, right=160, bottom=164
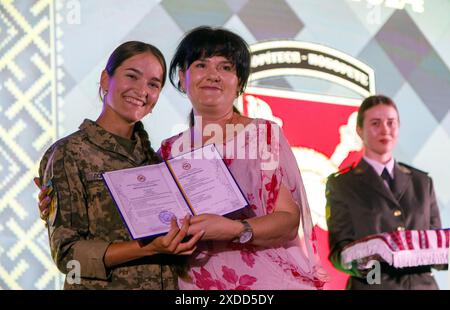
left=39, top=119, right=179, bottom=289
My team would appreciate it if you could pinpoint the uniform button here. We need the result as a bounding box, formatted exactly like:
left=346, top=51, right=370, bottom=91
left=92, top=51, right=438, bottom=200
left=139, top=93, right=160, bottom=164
left=397, top=226, right=405, bottom=231
left=393, top=209, right=402, bottom=217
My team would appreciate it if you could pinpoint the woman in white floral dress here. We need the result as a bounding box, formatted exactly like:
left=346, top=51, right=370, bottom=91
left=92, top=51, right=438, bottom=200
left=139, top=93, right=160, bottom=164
left=161, top=26, right=328, bottom=290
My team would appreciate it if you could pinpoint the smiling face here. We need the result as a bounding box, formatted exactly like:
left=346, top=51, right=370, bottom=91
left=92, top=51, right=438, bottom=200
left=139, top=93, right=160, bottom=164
left=357, top=104, right=399, bottom=163
left=179, top=56, right=239, bottom=116
left=100, top=52, right=163, bottom=125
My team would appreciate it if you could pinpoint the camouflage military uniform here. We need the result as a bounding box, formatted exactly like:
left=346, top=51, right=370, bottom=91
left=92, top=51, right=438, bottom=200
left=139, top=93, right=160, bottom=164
left=39, top=119, right=181, bottom=289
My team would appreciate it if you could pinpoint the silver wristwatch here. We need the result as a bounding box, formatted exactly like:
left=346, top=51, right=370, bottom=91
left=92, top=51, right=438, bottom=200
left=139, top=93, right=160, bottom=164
left=236, top=220, right=253, bottom=244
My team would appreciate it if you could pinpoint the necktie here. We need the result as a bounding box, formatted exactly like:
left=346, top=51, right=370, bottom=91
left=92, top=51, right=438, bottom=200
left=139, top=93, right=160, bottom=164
left=381, top=168, right=394, bottom=191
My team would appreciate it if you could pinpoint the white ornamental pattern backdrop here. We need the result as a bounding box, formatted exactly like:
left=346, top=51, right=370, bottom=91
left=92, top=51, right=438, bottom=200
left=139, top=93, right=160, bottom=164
left=0, top=0, right=64, bottom=289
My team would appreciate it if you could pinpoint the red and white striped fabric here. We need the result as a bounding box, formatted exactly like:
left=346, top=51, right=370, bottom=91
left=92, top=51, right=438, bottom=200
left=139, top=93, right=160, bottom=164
left=341, top=229, right=450, bottom=269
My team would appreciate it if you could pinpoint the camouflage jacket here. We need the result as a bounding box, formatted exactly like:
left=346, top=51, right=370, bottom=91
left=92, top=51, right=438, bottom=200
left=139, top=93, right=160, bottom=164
left=39, top=119, right=181, bottom=289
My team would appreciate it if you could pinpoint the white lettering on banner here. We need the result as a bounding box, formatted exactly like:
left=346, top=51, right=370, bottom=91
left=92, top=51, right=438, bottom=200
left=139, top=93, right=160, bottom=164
left=248, top=40, right=376, bottom=96
left=251, top=51, right=301, bottom=68
left=307, top=53, right=369, bottom=87
left=350, top=0, right=424, bottom=13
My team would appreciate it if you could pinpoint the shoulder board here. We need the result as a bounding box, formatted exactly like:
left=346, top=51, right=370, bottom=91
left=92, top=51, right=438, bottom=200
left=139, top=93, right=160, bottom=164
left=398, top=162, right=428, bottom=175
left=329, top=163, right=355, bottom=178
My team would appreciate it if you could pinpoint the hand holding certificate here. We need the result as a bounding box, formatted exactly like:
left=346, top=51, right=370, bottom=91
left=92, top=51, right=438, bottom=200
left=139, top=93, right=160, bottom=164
left=103, top=144, right=248, bottom=239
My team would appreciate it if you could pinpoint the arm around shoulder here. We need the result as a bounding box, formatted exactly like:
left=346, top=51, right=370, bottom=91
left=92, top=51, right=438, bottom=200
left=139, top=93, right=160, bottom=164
left=39, top=140, right=111, bottom=280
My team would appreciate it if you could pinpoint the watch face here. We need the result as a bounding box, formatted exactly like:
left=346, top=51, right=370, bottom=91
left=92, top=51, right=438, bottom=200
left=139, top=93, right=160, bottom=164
left=239, top=230, right=253, bottom=244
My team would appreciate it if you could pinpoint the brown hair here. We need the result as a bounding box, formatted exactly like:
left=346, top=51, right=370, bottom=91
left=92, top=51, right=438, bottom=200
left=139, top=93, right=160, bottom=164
left=357, top=95, right=399, bottom=128
left=99, top=41, right=167, bottom=100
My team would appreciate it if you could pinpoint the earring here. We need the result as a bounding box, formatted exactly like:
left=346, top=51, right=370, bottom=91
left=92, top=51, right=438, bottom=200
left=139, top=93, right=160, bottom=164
left=101, top=89, right=108, bottom=103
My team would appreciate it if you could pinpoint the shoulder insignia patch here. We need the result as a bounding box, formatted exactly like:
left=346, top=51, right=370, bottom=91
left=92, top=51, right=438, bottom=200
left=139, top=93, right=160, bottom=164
left=329, top=163, right=355, bottom=178
left=44, top=180, right=58, bottom=227
left=398, top=165, right=411, bottom=174
left=353, top=167, right=364, bottom=175
left=398, top=162, right=426, bottom=175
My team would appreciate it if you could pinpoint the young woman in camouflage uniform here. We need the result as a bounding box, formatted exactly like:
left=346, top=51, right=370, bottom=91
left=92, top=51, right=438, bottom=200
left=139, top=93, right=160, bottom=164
left=36, top=41, right=203, bottom=289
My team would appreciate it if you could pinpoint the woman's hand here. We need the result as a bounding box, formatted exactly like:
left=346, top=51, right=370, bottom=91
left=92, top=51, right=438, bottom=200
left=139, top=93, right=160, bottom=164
left=104, top=215, right=204, bottom=268
left=187, top=214, right=242, bottom=241
left=356, top=254, right=383, bottom=270
left=187, top=185, right=300, bottom=246
left=33, top=177, right=52, bottom=220
left=146, top=216, right=204, bottom=255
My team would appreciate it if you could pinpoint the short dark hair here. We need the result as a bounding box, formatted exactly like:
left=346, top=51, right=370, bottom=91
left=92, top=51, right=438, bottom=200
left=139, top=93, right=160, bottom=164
left=357, top=95, right=399, bottom=128
left=105, top=41, right=167, bottom=87
left=169, top=26, right=251, bottom=95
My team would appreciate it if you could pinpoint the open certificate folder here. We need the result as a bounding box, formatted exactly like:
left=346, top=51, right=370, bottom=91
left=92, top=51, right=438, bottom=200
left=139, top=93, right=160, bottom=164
left=102, top=144, right=248, bottom=239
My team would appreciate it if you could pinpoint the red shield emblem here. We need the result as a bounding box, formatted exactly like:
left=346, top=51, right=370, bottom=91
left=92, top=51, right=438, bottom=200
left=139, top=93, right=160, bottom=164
left=240, top=87, right=365, bottom=289
left=241, top=40, right=376, bottom=289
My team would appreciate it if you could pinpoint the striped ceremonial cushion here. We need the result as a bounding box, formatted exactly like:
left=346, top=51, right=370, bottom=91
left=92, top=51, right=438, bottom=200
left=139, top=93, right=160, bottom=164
left=341, top=229, right=450, bottom=269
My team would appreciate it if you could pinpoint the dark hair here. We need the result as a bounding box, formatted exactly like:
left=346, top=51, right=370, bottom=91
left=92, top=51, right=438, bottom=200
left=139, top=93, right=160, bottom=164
left=357, top=95, right=399, bottom=128
left=134, top=121, right=160, bottom=164
left=169, top=26, right=251, bottom=96
left=100, top=41, right=167, bottom=99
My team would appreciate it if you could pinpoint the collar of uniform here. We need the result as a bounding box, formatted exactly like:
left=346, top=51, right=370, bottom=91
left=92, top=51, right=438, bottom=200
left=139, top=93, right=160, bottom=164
left=363, top=156, right=394, bottom=179
left=355, top=158, right=401, bottom=206
left=79, top=119, right=147, bottom=164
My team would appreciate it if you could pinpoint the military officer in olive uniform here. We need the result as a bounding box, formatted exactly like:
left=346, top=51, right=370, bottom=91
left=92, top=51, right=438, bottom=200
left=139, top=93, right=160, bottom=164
left=38, top=42, right=202, bottom=289
left=326, top=95, right=442, bottom=290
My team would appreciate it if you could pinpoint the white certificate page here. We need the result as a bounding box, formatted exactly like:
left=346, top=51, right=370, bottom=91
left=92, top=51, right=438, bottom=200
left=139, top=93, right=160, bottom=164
left=168, top=144, right=248, bottom=215
left=103, top=164, right=191, bottom=239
